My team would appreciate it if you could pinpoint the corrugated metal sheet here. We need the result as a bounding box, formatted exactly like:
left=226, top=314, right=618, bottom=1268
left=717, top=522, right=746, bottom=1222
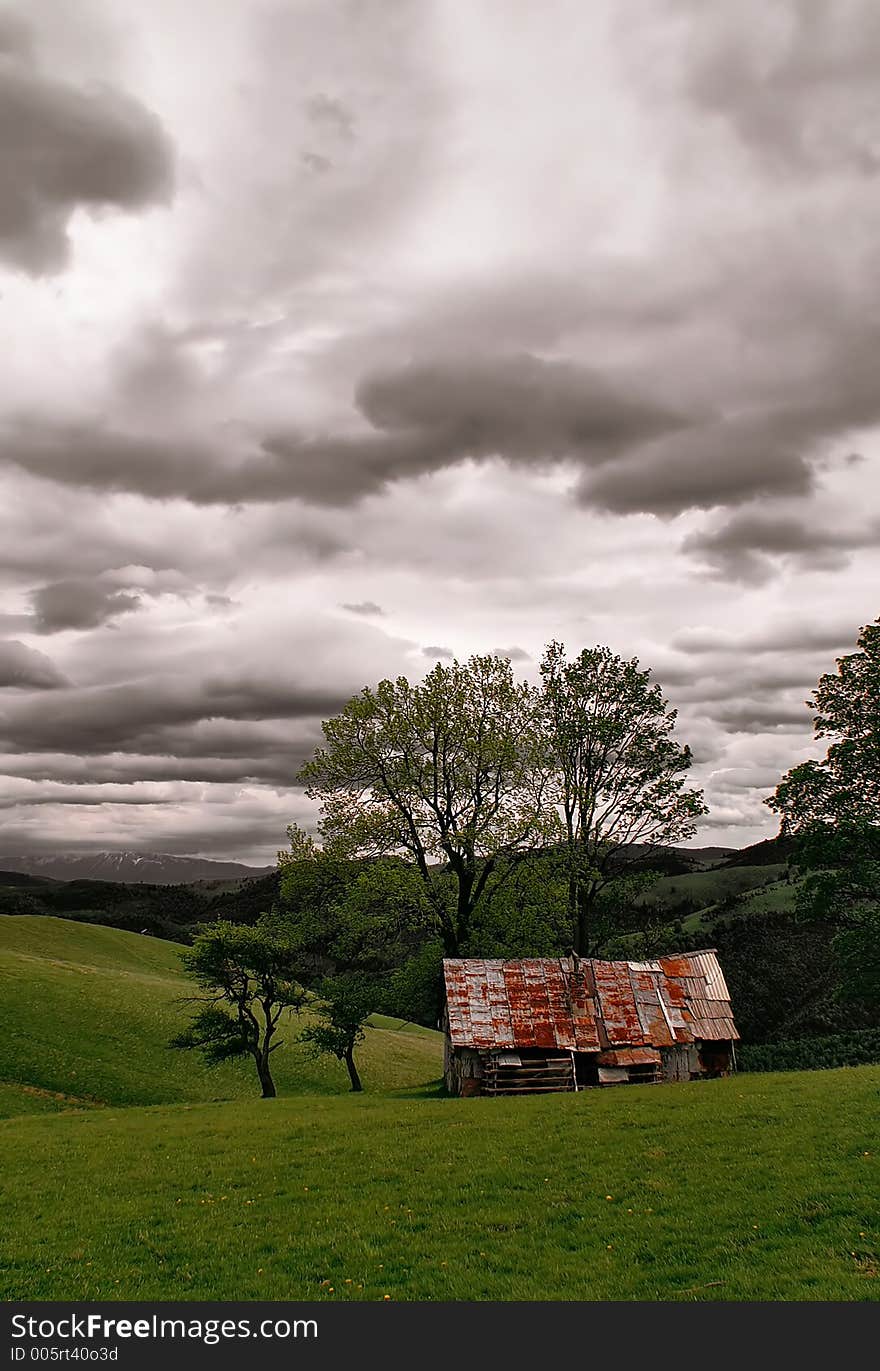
left=629, top=966, right=676, bottom=1048
left=657, top=950, right=740, bottom=1042
left=592, top=960, right=642, bottom=1045
left=443, top=948, right=739, bottom=1050
left=597, top=1047, right=661, bottom=1067
left=568, top=964, right=602, bottom=1051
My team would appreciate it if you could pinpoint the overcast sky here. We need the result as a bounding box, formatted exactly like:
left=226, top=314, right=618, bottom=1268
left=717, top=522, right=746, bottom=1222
left=1, top=0, right=878, bottom=864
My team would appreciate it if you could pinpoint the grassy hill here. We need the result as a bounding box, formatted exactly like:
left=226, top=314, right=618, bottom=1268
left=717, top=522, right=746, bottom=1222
left=637, top=863, right=791, bottom=915
left=0, top=1067, right=876, bottom=1301
left=0, top=916, right=443, bottom=1115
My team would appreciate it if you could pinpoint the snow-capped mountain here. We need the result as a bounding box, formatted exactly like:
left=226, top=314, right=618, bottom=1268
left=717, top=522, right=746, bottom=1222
left=0, top=851, right=274, bottom=885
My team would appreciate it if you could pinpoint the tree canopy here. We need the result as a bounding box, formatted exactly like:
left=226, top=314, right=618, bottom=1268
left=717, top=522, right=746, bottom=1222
left=297, top=644, right=706, bottom=958
left=171, top=919, right=304, bottom=1098
left=769, top=618, right=880, bottom=833
left=298, top=655, right=551, bottom=955
left=768, top=617, right=880, bottom=1008
left=540, top=641, right=708, bottom=953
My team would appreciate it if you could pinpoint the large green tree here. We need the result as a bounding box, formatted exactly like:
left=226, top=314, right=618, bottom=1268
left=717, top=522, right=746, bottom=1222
left=540, top=641, right=707, bottom=955
left=298, top=656, right=550, bottom=955
left=767, top=618, right=880, bottom=1006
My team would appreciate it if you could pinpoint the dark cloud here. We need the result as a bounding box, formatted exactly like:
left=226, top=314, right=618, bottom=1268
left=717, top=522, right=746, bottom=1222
left=306, top=93, right=355, bottom=141
left=2, top=750, right=300, bottom=788
left=31, top=578, right=141, bottom=633
left=660, top=660, right=815, bottom=701
left=0, top=639, right=67, bottom=689
left=0, top=18, right=173, bottom=273
left=681, top=510, right=880, bottom=583
left=0, top=12, right=33, bottom=59
left=682, top=1, right=880, bottom=176
left=0, top=674, right=347, bottom=755
left=0, top=787, right=167, bottom=811
left=491, top=645, right=530, bottom=662
left=422, top=645, right=454, bottom=660
left=0, top=811, right=292, bottom=860
left=579, top=412, right=815, bottom=516
left=671, top=620, right=863, bottom=657
left=710, top=700, right=812, bottom=734
left=341, top=600, right=384, bottom=616
left=2, top=353, right=685, bottom=506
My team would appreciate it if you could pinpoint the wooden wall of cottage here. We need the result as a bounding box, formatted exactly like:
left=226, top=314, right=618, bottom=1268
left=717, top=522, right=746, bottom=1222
left=443, top=1038, right=735, bottom=1095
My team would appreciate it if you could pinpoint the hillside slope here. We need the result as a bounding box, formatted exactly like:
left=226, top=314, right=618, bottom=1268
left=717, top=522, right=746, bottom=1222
left=0, top=917, right=442, bottom=1115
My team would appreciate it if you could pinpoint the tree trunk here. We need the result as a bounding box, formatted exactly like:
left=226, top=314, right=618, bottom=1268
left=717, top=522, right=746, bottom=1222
left=344, top=1044, right=363, bottom=1092
left=453, top=867, right=475, bottom=955
left=570, top=867, right=581, bottom=954
left=575, top=880, right=595, bottom=958
left=255, top=1048, right=276, bottom=1098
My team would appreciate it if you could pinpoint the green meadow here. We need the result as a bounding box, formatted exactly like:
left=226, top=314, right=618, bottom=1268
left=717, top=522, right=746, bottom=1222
left=1, top=916, right=878, bottom=1302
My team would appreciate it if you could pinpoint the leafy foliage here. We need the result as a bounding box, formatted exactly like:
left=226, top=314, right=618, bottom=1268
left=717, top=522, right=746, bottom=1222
left=297, top=644, right=707, bottom=959
left=739, top=1028, right=880, bottom=1073
left=298, top=655, right=552, bottom=954
left=172, top=920, right=304, bottom=1097
left=540, top=641, right=707, bottom=953
left=276, top=844, right=436, bottom=1080
left=300, top=971, right=377, bottom=1091
left=768, top=618, right=880, bottom=1011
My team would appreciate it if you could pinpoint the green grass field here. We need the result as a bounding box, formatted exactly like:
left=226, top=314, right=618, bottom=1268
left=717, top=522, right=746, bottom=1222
left=1, top=1070, right=877, bottom=1302
left=1, top=915, right=878, bottom=1302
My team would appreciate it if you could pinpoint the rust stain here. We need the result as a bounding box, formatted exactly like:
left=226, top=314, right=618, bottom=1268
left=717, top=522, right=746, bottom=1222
left=444, top=949, right=738, bottom=1050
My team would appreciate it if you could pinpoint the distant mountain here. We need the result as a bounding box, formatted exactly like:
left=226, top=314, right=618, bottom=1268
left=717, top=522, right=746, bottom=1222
left=0, top=851, right=275, bottom=885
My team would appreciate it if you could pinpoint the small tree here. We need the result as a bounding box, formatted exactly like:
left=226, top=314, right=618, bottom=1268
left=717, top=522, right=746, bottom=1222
left=540, top=641, right=708, bottom=954
left=171, top=920, right=304, bottom=1098
left=300, top=971, right=375, bottom=1092
left=298, top=655, right=551, bottom=955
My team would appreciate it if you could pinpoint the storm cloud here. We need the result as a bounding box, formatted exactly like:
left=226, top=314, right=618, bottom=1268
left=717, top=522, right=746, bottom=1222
left=0, top=0, right=878, bottom=860
left=31, top=578, right=142, bottom=633
left=0, top=15, right=173, bottom=273
left=3, top=353, right=684, bottom=507
left=0, top=639, right=68, bottom=689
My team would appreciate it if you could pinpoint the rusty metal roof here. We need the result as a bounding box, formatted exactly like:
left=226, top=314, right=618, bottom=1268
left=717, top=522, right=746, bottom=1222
left=443, top=950, right=738, bottom=1050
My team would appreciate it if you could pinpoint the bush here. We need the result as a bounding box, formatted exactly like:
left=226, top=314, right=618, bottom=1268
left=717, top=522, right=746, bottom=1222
left=738, top=1028, right=880, bottom=1073
left=379, top=940, right=445, bottom=1028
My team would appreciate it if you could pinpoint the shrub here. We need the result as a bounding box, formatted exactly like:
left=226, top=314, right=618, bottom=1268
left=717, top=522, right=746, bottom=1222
left=738, top=1028, right=880, bottom=1073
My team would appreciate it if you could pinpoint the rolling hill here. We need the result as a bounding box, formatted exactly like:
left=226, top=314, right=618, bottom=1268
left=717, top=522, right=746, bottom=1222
left=0, top=916, right=443, bottom=1117
left=0, top=838, right=788, bottom=945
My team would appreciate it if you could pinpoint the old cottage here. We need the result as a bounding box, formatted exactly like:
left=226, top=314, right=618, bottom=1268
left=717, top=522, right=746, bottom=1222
left=442, top=951, right=738, bottom=1096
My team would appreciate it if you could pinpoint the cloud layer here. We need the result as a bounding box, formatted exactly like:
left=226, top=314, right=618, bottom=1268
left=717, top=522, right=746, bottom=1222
left=0, top=0, right=878, bottom=860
